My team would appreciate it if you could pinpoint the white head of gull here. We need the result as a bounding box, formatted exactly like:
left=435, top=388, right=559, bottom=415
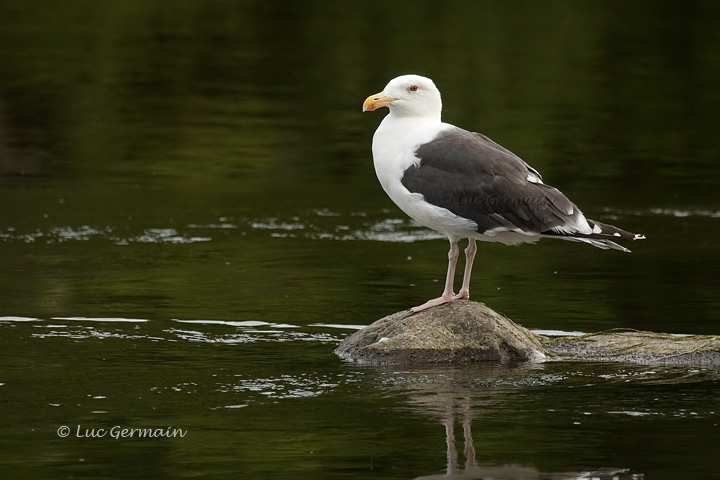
left=363, top=74, right=645, bottom=313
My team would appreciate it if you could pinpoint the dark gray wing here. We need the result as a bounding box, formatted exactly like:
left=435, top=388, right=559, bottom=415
left=401, top=127, right=582, bottom=236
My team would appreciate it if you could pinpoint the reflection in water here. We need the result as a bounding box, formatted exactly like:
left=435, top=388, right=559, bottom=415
left=376, top=366, right=646, bottom=480
left=415, top=415, right=642, bottom=479
left=0, top=316, right=715, bottom=477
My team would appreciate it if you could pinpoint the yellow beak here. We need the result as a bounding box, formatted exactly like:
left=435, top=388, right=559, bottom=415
left=362, top=92, right=395, bottom=112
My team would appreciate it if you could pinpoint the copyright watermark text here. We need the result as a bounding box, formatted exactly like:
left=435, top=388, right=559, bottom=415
left=57, top=425, right=187, bottom=439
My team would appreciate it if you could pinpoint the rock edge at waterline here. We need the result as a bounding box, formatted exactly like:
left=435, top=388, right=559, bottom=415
left=334, top=300, right=720, bottom=366
left=334, top=301, right=549, bottom=364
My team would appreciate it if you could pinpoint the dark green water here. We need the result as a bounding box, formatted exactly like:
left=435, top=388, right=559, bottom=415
left=1, top=1, right=719, bottom=478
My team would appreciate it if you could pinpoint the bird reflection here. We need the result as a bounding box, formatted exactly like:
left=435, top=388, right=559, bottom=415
left=412, top=395, right=547, bottom=480
left=379, top=366, right=644, bottom=480
left=414, top=408, right=640, bottom=479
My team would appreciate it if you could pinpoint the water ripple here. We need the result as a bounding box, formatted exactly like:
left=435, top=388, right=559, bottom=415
left=0, top=226, right=210, bottom=245
left=0, top=206, right=715, bottom=246
left=216, top=373, right=354, bottom=400
left=2, top=316, right=344, bottom=344
left=0, top=212, right=443, bottom=245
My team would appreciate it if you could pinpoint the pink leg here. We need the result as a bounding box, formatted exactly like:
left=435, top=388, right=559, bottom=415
left=453, top=239, right=476, bottom=301
left=411, top=239, right=459, bottom=312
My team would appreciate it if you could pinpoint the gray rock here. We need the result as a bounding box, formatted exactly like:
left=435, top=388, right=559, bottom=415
left=334, top=300, right=550, bottom=364
left=335, top=301, right=720, bottom=366
left=545, top=329, right=720, bottom=366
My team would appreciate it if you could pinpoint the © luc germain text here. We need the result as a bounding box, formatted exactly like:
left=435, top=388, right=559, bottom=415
left=57, top=425, right=187, bottom=439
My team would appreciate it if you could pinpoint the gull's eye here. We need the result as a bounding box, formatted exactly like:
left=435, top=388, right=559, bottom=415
left=408, top=85, right=418, bottom=92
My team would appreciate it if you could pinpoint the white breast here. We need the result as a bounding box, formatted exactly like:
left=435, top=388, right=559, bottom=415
left=371, top=117, right=478, bottom=239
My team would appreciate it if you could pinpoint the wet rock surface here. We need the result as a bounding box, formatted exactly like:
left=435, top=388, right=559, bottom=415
left=545, top=329, right=720, bottom=366
left=335, top=301, right=720, bottom=366
left=334, top=301, right=550, bottom=364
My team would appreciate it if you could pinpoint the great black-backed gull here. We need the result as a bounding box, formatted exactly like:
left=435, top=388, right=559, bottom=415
left=362, top=74, right=645, bottom=313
